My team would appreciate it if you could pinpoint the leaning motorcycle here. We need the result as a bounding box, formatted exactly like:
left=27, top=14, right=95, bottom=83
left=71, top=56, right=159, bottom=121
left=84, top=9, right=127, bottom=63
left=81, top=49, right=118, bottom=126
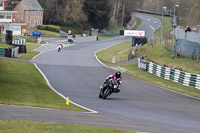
left=99, top=78, right=118, bottom=99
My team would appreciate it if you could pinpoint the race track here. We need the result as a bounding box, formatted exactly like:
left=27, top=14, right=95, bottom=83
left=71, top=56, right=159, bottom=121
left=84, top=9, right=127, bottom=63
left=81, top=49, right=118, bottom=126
left=1, top=14, right=200, bottom=133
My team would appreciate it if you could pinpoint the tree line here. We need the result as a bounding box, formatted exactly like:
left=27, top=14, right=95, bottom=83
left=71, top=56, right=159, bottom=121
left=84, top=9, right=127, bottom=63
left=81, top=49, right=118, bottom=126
left=37, top=0, right=142, bottom=31
left=7, top=0, right=200, bottom=30
left=39, top=0, right=200, bottom=30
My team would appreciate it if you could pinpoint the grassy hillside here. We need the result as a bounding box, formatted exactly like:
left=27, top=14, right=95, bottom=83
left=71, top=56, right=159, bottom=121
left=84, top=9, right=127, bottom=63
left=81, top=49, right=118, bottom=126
left=0, top=58, right=86, bottom=111
left=96, top=41, right=200, bottom=98
left=0, top=120, right=136, bottom=133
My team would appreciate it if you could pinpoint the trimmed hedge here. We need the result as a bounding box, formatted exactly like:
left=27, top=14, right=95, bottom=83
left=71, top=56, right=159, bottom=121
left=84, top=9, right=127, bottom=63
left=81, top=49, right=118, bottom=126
left=37, top=25, right=46, bottom=30
left=37, top=25, right=61, bottom=32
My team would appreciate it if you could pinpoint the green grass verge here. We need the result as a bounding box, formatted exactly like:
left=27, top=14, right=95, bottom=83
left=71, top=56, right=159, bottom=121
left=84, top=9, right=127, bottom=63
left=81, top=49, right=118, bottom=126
left=0, top=43, right=15, bottom=48
left=96, top=41, right=131, bottom=63
left=0, top=120, right=135, bottom=133
left=25, top=28, right=61, bottom=38
left=0, top=58, right=86, bottom=111
left=132, top=17, right=142, bottom=30
left=98, top=36, right=122, bottom=41
left=136, top=43, right=200, bottom=74
left=96, top=42, right=200, bottom=98
left=96, top=13, right=200, bottom=98
left=19, top=43, right=41, bottom=60
left=97, top=13, right=172, bottom=63
left=23, top=36, right=37, bottom=43
left=39, top=29, right=61, bottom=38
left=102, top=27, right=124, bottom=35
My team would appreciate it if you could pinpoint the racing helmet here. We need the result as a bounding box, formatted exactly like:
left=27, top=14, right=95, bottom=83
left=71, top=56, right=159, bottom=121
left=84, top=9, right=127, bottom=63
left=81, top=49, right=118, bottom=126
left=115, top=71, right=121, bottom=78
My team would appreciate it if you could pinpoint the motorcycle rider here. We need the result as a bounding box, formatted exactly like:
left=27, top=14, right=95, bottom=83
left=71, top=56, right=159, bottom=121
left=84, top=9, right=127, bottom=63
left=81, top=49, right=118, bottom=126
left=100, top=71, right=122, bottom=93
left=57, top=43, right=63, bottom=52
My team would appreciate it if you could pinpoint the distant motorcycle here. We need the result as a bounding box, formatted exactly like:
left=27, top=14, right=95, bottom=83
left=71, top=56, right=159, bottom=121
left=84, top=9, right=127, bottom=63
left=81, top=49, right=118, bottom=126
left=57, top=43, right=63, bottom=52
left=99, top=78, right=119, bottom=99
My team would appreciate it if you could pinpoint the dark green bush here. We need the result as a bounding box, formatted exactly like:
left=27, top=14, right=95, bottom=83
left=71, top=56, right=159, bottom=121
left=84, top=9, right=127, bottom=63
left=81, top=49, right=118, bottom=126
left=46, top=25, right=61, bottom=32
left=37, top=25, right=46, bottom=30
left=37, top=25, right=61, bottom=32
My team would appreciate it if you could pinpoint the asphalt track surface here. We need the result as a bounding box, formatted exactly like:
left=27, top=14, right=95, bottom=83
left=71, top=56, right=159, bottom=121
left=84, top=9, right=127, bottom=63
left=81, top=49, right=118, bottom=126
left=134, top=14, right=161, bottom=37
left=1, top=15, right=200, bottom=133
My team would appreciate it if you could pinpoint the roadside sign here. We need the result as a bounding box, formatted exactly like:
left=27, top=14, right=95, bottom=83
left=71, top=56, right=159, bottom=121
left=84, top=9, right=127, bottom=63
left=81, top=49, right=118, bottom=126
left=124, top=30, right=145, bottom=37
left=139, top=60, right=147, bottom=71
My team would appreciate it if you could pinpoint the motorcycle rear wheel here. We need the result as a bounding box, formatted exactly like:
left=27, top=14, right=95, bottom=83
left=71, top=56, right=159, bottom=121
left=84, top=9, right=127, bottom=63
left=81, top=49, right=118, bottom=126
left=102, top=88, right=110, bottom=99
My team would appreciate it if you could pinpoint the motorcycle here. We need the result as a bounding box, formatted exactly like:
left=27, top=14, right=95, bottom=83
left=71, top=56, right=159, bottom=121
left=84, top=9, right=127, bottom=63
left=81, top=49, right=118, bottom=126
left=99, top=78, right=119, bottom=99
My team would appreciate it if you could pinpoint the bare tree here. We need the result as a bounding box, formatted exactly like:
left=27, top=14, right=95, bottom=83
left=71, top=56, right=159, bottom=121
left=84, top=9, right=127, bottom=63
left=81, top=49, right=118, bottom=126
left=64, top=0, right=87, bottom=28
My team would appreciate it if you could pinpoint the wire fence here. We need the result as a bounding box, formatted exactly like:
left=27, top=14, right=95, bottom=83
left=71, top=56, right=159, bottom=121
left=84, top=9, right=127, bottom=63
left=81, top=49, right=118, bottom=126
left=146, top=36, right=199, bottom=62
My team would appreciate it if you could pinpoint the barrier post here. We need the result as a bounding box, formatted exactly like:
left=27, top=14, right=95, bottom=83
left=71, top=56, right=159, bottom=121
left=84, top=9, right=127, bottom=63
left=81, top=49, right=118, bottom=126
left=185, top=45, right=187, bottom=58
left=180, top=45, right=182, bottom=58
left=197, top=48, right=198, bottom=62
left=191, top=46, right=192, bottom=60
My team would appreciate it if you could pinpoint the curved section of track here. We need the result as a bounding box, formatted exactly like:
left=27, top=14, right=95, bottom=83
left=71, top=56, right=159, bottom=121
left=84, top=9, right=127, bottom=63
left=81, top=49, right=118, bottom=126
left=7, top=15, right=200, bottom=133
left=134, top=14, right=161, bottom=37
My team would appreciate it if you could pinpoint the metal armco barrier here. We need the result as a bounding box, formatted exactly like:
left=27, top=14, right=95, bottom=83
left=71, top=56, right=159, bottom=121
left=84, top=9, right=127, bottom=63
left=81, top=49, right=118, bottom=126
left=12, top=39, right=26, bottom=45
left=136, top=10, right=172, bottom=17
left=0, top=47, right=19, bottom=58
left=103, top=33, right=120, bottom=37
left=11, top=47, right=19, bottom=57
left=138, top=58, right=200, bottom=90
left=5, top=48, right=12, bottom=57
left=12, top=44, right=27, bottom=53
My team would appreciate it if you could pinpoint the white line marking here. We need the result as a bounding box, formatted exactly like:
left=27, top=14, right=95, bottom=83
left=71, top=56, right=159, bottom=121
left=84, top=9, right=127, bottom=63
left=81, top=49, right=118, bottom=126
left=32, top=41, right=48, bottom=60
left=34, top=63, right=98, bottom=113
left=31, top=41, right=98, bottom=113
left=150, top=25, right=155, bottom=31
left=33, top=41, right=98, bottom=114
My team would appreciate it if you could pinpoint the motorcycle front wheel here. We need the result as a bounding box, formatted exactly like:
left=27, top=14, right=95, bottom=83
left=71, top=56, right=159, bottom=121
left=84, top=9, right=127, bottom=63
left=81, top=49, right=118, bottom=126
left=99, top=92, right=103, bottom=98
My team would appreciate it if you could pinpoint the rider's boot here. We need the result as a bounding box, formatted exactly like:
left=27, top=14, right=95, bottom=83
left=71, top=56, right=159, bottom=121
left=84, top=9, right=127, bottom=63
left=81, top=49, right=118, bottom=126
left=114, top=88, right=120, bottom=93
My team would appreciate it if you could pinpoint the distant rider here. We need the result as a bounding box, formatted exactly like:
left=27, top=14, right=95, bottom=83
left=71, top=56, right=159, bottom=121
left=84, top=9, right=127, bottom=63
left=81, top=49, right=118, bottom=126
left=185, top=25, right=191, bottom=32
left=57, top=43, right=63, bottom=52
left=100, top=71, right=122, bottom=93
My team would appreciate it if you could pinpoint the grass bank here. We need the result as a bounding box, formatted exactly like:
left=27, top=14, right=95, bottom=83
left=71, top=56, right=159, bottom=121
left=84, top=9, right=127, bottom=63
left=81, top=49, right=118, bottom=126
left=96, top=41, right=131, bottom=63
left=96, top=41, right=200, bottom=98
left=0, top=58, right=86, bottom=111
left=19, top=43, right=41, bottom=59
left=0, top=120, right=135, bottom=133
left=136, top=43, right=200, bottom=74
left=25, top=28, right=61, bottom=38
left=0, top=43, right=15, bottom=48
left=102, top=27, right=124, bottom=35
left=0, top=38, right=86, bottom=111
left=132, top=17, right=142, bottom=30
